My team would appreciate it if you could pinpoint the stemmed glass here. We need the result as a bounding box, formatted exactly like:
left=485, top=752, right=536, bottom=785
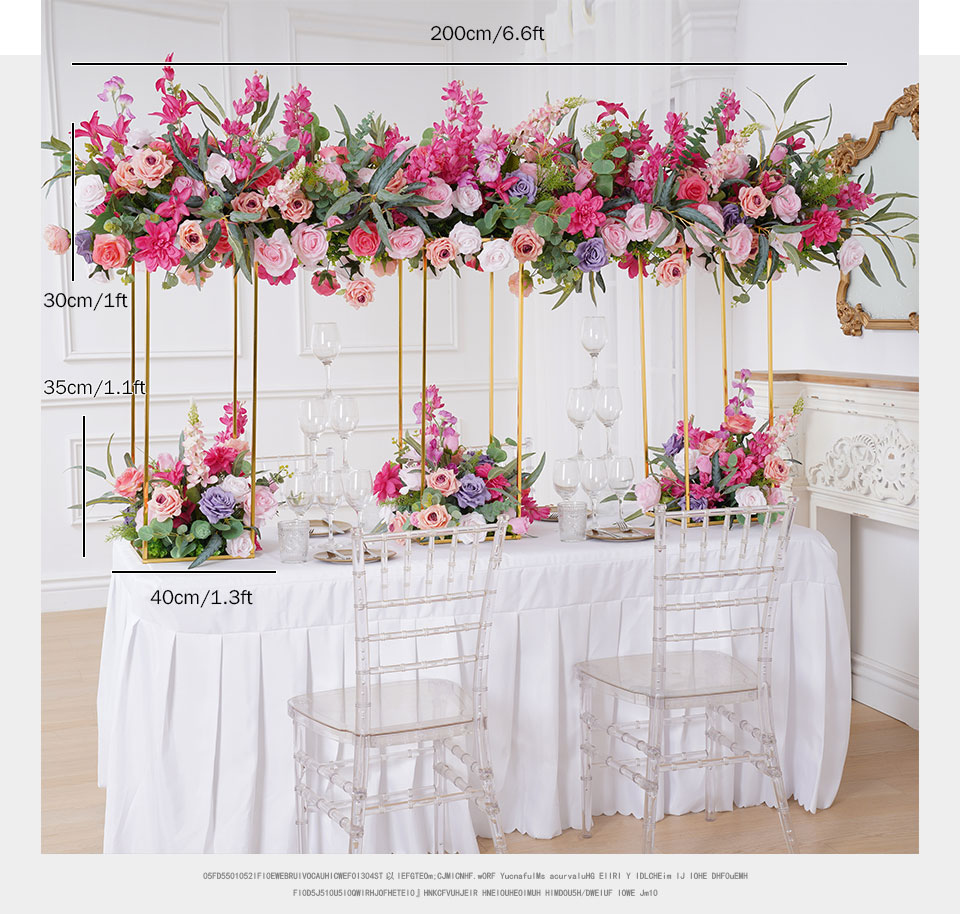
left=331, top=396, right=359, bottom=470
left=607, top=456, right=635, bottom=526
left=580, top=316, right=607, bottom=389
left=566, top=387, right=594, bottom=459
left=595, top=386, right=623, bottom=459
left=580, top=457, right=607, bottom=522
left=343, top=468, right=373, bottom=531
left=298, top=397, right=329, bottom=470
left=552, top=458, right=581, bottom=504
left=314, top=469, right=342, bottom=551
left=285, top=469, right=315, bottom=519
left=310, top=322, right=341, bottom=401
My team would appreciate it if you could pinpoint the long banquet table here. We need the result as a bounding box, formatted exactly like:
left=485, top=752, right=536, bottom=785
left=98, top=521, right=850, bottom=853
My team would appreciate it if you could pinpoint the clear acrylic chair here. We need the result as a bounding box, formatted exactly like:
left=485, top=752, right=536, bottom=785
left=575, top=499, right=799, bottom=853
left=288, top=514, right=509, bottom=854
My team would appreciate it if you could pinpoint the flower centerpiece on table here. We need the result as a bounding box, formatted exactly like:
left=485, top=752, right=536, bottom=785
left=72, top=401, right=285, bottom=566
left=625, top=369, right=804, bottom=519
left=373, top=385, right=548, bottom=537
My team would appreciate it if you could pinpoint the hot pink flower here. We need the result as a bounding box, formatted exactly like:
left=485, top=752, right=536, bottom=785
left=556, top=188, right=607, bottom=238
left=724, top=412, right=755, bottom=435
left=676, top=172, right=709, bottom=203
left=373, top=461, right=403, bottom=502
left=203, top=445, right=239, bottom=476
left=133, top=219, right=182, bottom=272
left=800, top=205, right=843, bottom=247
left=113, top=466, right=144, bottom=499
left=311, top=272, right=339, bottom=296
left=347, top=222, right=381, bottom=258
left=92, top=233, right=132, bottom=270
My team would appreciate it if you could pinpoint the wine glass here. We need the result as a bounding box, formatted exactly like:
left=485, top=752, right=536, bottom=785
left=607, top=456, right=635, bottom=526
left=343, top=468, right=373, bottom=531
left=314, top=469, right=342, bottom=551
left=310, top=322, right=341, bottom=400
left=552, top=458, right=581, bottom=504
left=580, top=316, right=607, bottom=389
left=595, top=387, right=623, bottom=459
left=331, top=396, right=359, bottom=470
left=298, top=397, right=329, bottom=469
left=285, top=470, right=314, bottom=518
left=566, top=387, right=594, bottom=459
left=580, top=457, right=607, bottom=522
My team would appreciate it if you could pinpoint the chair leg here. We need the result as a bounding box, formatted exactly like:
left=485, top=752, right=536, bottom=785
left=704, top=704, right=718, bottom=822
left=759, top=689, right=797, bottom=854
left=579, top=677, right=594, bottom=838
left=475, top=721, right=507, bottom=853
left=433, top=740, right=445, bottom=855
left=641, top=701, right=664, bottom=854
left=347, top=735, right=369, bottom=855
left=293, top=720, right=309, bottom=854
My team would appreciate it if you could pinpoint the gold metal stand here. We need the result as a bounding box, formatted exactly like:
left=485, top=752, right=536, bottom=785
left=130, top=264, right=136, bottom=458
left=141, top=270, right=151, bottom=561
left=681, top=255, right=690, bottom=510
left=718, top=252, right=728, bottom=409
left=398, top=264, right=404, bottom=448
left=766, top=253, right=774, bottom=425
left=232, top=269, right=239, bottom=437
left=638, top=273, right=649, bottom=477
left=250, top=265, right=259, bottom=557
left=420, top=251, right=428, bottom=491
left=516, top=265, right=525, bottom=518
left=489, top=271, right=495, bottom=441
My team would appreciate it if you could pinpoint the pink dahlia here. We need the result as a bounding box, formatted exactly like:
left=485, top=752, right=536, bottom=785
left=133, top=219, right=183, bottom=272
left=203, top=445, right=239, bottom=476
left=555, top=188, right=607, bottom=238
left=373, top=461, right=403, bottom=502
left=799, top=205, right=843, bottom=248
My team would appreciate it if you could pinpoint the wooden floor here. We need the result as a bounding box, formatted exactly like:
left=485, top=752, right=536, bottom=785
left=41, top=608, right=918, bottom=854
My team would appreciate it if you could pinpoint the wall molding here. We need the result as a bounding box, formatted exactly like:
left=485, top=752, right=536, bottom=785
left=851, top=652, right=919, bottom=730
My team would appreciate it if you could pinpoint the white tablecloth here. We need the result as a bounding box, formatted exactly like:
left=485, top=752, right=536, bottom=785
left=98, top=522, right=850, bottom=853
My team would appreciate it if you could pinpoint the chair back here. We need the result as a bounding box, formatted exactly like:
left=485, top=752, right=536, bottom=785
left=651, top=499, right=797, bottom=696
left=349, top=514, right=509, bottom=735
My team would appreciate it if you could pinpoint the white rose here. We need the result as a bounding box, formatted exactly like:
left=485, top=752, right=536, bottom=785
left=449, top=222, right=482, bottom=256
left=735, top=485, right=766, bottom=509
left=477, top=238, right=514, bottom=272
left=225, top=532, right=253, bottom=557
left=124, top=125, right=154, bottom=152
left=399, top=464, right=423, bottom=492
left=75, top=174, right=106, bottom=213
left=838, top=237, right=865, bottom=275
left=220, top=474, right=250, bottom=499
left=455, top=512, right=488, bottom=543
left=633, top=476, right=661, bottom=511
left=204, top=153, right=236, bottom=190
left=453, top=184, right=483, bottom=216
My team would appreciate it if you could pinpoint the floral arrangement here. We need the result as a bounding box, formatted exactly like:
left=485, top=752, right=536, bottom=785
left=627, top=369, right=804, bottom=518
left=73, top=400, right=284, bottom=566
left=43, top=65, right=915, bottom=309
left=373, top=385, right=548, bottom=536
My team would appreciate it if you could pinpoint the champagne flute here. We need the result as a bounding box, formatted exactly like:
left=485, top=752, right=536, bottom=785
left=580, top=316, right=607, bottom=389
left=298, top=397, right=329, bottom=470
left=553, top=458, right=581, bottom=504
left=331, top=396, right=359, bottom=470
left=566, top=387, right=594, bottom=459
left=285, top=470, right=314, bottom=519
left=607, top=456, right=635, bottom=526
left=314, top=469, right=342, bottom=551
left=580, top=457, right=607, bottom=522
left=310, top=322, right=341, bottom=400
left=595, top=386, right=623, bottom=459
left=343, top=468, right=373, bottom=531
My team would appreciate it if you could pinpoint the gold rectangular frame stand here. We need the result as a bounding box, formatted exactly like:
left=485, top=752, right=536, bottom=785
left=132, top=265, right=259, bottom=563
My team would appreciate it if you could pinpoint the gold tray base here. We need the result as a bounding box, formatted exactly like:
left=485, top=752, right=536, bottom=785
left=129, top=542, right=254, bottom=564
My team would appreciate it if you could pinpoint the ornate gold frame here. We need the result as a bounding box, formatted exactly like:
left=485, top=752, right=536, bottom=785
left=834, top=83, right=919, bottom=336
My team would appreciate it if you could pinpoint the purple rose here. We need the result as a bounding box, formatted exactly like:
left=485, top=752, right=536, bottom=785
left=455, top=473, right=489, bottom=509
left=721, top=203, right=743, bottom=231
left=575, top=237, right=609, bottom=272
left=75, top=230, right=94, bottom=264
left=663, top=432, right=684, bottom=457
left=198, top=486, right=236, bottom=523
left=507, top=169, right=537, bottom=204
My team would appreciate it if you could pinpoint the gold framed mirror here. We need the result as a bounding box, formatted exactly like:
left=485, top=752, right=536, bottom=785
left=834, top=84, right=919, bottom=336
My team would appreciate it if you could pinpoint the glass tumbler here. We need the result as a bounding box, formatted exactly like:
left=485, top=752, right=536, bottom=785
left=278, top=518, right=311, bottom=563
left=558, top=500, right=588, bottom=542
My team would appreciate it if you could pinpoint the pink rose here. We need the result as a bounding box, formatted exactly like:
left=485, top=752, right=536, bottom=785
left=387, top=225, right=425, bottom=260
left=130, top=146, right=173, bottom=188
left=600, top=220, right=631, bottom=256
left=370, top=259, right=397, bottom=277
left=625, top=205, right=670, bottom=242
left=477, top=238, right=514, bottom=272
left=723, top=223, right=753, bottom=266
left=738, top=185, right=770, bottom=219
left=683, top=203, right=724, bottom=252
left=291, top=223, right=329, bottom=266
left=347, top=222, right=380, bottom=258
left=838, top=237, right=865, bottom=274
left=113, top=466, right=144, bottom=499
left=175, top=262, right=213, bottom=287
left=44, top=225, right=70, bottom=254
left=343, top=277, right=376, bottom=309
left=767, top=487, right=783, bottom=506
left=507, top=514, right=533, bottom=536
left=764, top=454, right=790, bottom=484
left=113, top=160, right=146, bottom=195
left=509, top=226, right=544, bottom=263
left=231, top=191, right=267, bottom=220
left=769, top=144, right=788, bottom=165
left=725, top=154, right=750, bottom=181
left=507, top=269, right=534, bottom=297
left=318, top=161, right=346, bottom=184
left=92, top=233, right=132, bottom=270
left=254, top=229, right=295, bottom=277
left=426, top=236, right=459, bottom=269
left=449, top=222, right=482, bottom=256
left=453, top=184, right=483, bottom=216
left=384, top=171, right=406, bottom=195
left=654, top=252, right=688, bottom=287
left=226, top=532, right=254, bottom=557
left=244, top=484, right=279, bottom=523
left=676, top=172, right=710, bottom=204
left=147, top=484, right=183, bottom=522
left=414, top=503, right=451, bottom=530
left=724, top=412, right=755, bottom=434
left=387, top=511, right=409, bottom=534
left=311, top=272, right=339, bottom=296
left=177, top=220, right=206, bottom=254
left=760, top=171, right=784, bottom=196
left=426, top=469, right=459, bottom=496
left=418, top=177, right=454, bottom=219
left=634, top=476, right=661, bottom=511
left=698, top=437, right=721, bottom=458
left=770, top=185, right=801, bottom=224
left=171, top=175, right=206, bottom=200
